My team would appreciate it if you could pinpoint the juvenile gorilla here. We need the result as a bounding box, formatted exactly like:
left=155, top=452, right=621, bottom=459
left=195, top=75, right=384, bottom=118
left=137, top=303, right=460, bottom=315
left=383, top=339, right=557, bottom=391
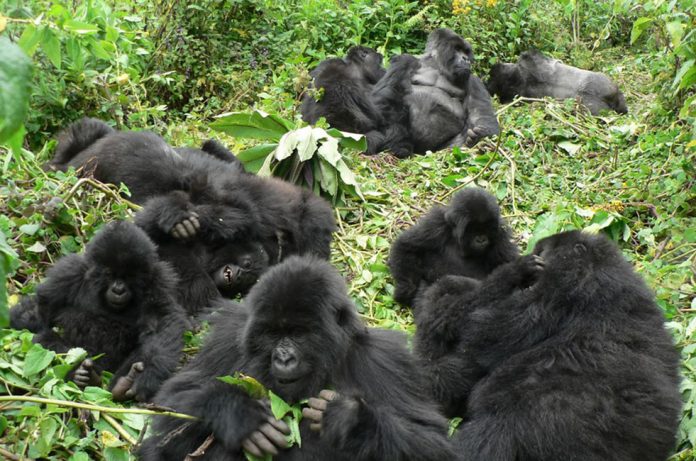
left=9, top=221, right=189, bottom=402
left=388, top=187, right=518, bottom=307
left=378, top=29, right=499, bottom=156
left=135, top=191, right=270, bottom=314
left=139, top=256, right=455, bottom=460
left=487, top=50, right=628, bottom=115
left=50, top=119, right=337, bottom=262
left=301, top=46, right=387, bottom=153
left=416, top=231, right=681, bottom=460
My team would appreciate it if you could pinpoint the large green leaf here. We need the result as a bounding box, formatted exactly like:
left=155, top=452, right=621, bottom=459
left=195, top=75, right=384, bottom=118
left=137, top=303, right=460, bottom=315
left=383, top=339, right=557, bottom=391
left=0, top=37, right=33, bottom=144
left=630, top=17, right=654, bottom=45
left=211, top=110, right=293, bottom=142
left=237, top=143, right=277, bottom=162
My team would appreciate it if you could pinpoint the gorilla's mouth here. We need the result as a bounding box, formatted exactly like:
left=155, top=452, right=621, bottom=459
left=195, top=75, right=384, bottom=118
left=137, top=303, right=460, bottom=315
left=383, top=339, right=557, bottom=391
left=276, top=376, right=301, bottom=385
left=106, top=292, right=131, bottom=309
left=223, top=265, right=236, bottom=285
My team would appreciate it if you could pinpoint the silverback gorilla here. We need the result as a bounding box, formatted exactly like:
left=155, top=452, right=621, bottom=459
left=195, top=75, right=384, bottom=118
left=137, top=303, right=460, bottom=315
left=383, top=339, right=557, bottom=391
left=9, top=221, right=188, bottom=402
left=388, top=188, right=519, bottom=307
left=487, top=50, right=628, bottom=115
left=384, top=29, right=499, bottom=155
left=414, top=230, right=681, bottom=460
left=139, top=256, right=455, bottom=460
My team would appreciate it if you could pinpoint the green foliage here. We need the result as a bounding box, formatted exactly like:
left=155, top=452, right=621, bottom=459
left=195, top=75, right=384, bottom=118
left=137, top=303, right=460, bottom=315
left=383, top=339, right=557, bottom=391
left=211, top=110, right=366, bottom=202
left=630, top=0, right=696, bottom=121
left=0, top=36, right=32, bottom=145
left=219, top=372, right=303, bottom=460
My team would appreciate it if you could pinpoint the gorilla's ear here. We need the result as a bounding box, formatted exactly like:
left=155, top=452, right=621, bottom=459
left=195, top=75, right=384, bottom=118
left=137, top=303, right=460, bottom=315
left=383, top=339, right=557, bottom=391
left=573, top=242, right=587, bottom=255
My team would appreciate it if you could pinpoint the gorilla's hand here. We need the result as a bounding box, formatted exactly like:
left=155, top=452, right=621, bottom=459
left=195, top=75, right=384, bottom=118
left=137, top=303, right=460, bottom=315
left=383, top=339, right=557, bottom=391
left=111, top=361, right=144, bottom=402
left=303, top=389, right=338, bottom=431
left=241, top=414, right=290, bottom=457
left=170, top=211, right=200, bottom=240
left=73, top=359, right=101, bottom=389
left=518, top=254, right=545, bottom=288
left=464, top=126, right=489, bottom=147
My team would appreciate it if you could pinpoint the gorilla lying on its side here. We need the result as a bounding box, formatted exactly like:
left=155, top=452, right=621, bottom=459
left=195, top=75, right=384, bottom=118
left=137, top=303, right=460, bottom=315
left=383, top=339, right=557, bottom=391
left=135, top=192, right=269, bottom=313
left=139, top=256, right=455, bottom=461
left=388, top=188, right=518, bottom=307
left=49, top=118, right=337, bottom=263
left=49, top=118, right=245, bottom=203
left=415, top=231, right=681, bottom=460
left=382, top=29, right=499, bottom=156
left=487, top=50, right=628, bottom=115
left=301, top=46, right=387, bottom=153
left=10, top=222, right=189, bottom=402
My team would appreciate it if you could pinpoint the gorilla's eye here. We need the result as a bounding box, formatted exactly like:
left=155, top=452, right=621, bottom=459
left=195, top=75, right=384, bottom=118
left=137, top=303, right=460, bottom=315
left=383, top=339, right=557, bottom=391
left=242, top=258, right=252, bottom=269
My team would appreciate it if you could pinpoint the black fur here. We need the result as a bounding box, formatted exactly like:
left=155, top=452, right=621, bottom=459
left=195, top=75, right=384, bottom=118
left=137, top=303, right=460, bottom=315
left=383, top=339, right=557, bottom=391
left=388, top=187, right=519, bottom=307
left=301, top=46, right=387, bottom=153
left=417, top=231, right=681, bottom=460
left=139, top=256, right=455, bottom=460
left=9, top=221, right=189, bottom=401
left=50, top=119, right=336, bottom=265
left=135, top=192, right=269, bottom=314
left=487, top=50, right=628, bottom=115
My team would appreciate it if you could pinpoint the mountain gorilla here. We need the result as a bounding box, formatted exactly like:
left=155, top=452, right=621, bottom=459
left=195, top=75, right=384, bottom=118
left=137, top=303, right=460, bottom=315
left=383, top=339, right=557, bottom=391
left=49, top=118, right=245, bottom=203
left=139, top=256, right=455, bottom=461
left=9, top=221, right=189, bottom=402
left=301, top=46, right=387, bottom=154
left=388, top=188, right=519, bottom=307
left=49, top=118, right=336, bottom=263
left=135, top=191, right=270, bottom=313
left=487, top=50, right=628, bottom=115
left=375, top=29, right=499, bottom=156
left=415, top=231, right=681, bottom=460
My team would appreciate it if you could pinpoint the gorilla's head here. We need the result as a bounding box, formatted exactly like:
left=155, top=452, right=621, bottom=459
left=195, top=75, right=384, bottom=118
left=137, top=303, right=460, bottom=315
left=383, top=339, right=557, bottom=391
left=84, top=221, right=163, bottom=311
left=346, top=46, right=386, bottom=84
left=206, top=241, right=270, bottom=298
left=445, top=188, right=504, bottom=256
left=242, top=256, right=363, bottom=403
left=487, top=62, right=523, bottom=103
left=426, top=29, right=474, bottom=87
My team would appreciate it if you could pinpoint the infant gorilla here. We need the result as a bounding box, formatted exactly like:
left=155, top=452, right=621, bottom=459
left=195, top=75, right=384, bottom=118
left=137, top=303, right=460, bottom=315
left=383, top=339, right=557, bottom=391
left=414, top=230, right=681, bottom=460
left=140, top=256, right=455, bottom=460
left=10, top=221, right=189, bottom=402
left=388, top=187, right=518, bottom=307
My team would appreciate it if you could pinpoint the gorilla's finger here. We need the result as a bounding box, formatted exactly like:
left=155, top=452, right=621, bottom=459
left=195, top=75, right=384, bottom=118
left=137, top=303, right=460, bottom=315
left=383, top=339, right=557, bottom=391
left=318, top=389, right=337, bottom=401
left=242, top=438, right=264, bottom=458
left=267, top=416, right=290, bottom=435
left=302, top=407, right=323, bottom=423
left=82, top=358, right=94, bottom=369
left=181, top=219, right=197, bottom=237
left=189, top=215, right=200, bottom=230
left=171, top=226, right=182, bottom=239
left=249, top=430, right=278, bottom=455
left=259, top=422, right=289, bottom=448
left=310, top=422, right=322, bottom=432
left=466, top=129, right=476, bottom=139
left=308, top=396, right=328, bottom=411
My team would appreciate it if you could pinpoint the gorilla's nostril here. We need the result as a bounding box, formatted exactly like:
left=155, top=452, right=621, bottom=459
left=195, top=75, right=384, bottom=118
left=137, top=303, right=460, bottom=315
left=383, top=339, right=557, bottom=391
left=111, top=281, right=126, bottom=295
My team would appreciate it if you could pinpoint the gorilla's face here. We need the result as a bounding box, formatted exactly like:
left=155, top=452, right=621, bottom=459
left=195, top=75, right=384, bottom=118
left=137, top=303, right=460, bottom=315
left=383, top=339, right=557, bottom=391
left=487, top=63, right=522, bottom=102
left=207, top=242, right=270, bottom=297
left=447, top=42, right=473, bottom=85
left=347, top=46, right=386, bottom=84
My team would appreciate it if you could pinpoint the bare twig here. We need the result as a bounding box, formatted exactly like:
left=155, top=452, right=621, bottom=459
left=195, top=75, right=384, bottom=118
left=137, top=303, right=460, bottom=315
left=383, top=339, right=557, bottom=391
left=102, top=413, right=138, bottom=445
left=185, top=434, right=216, bottom=460
left=0, top=447, right=21, bottom=461
left=0, top=396, right=195, bottom=420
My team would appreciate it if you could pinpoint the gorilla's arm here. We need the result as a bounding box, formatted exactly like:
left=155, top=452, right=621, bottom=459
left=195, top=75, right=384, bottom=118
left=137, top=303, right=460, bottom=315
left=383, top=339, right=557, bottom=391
left=389, top=208, right=450, bottom=305
left=322, top=330, right=456, bottom=461
left=143, top=308, right=269, bottom=456
left=459, top=76, right=499, bottom=147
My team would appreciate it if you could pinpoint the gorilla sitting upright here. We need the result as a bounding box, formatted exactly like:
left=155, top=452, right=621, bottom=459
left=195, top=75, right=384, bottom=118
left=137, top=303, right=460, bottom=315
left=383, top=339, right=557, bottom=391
left=139, top=256, right=455, bottom=461
left=487, top=50, right=628, bottom=115
left=414, top=230, right=681, bottom=460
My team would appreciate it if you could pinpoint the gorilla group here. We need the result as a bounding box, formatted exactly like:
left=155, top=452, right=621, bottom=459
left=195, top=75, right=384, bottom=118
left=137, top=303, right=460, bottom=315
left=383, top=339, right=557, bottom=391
left=49, top=118, right=336, bottom=312
left=301, top=29, right=499, bottom=157
left=139, top=256, right=455, bottom=461
left=10, top=221, right=189, bottom=402
left=412, top=230, right=681, bottom=460
left=487, top=50, right=628, bottom=115
left=388, top=187, right=519, bottom=307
